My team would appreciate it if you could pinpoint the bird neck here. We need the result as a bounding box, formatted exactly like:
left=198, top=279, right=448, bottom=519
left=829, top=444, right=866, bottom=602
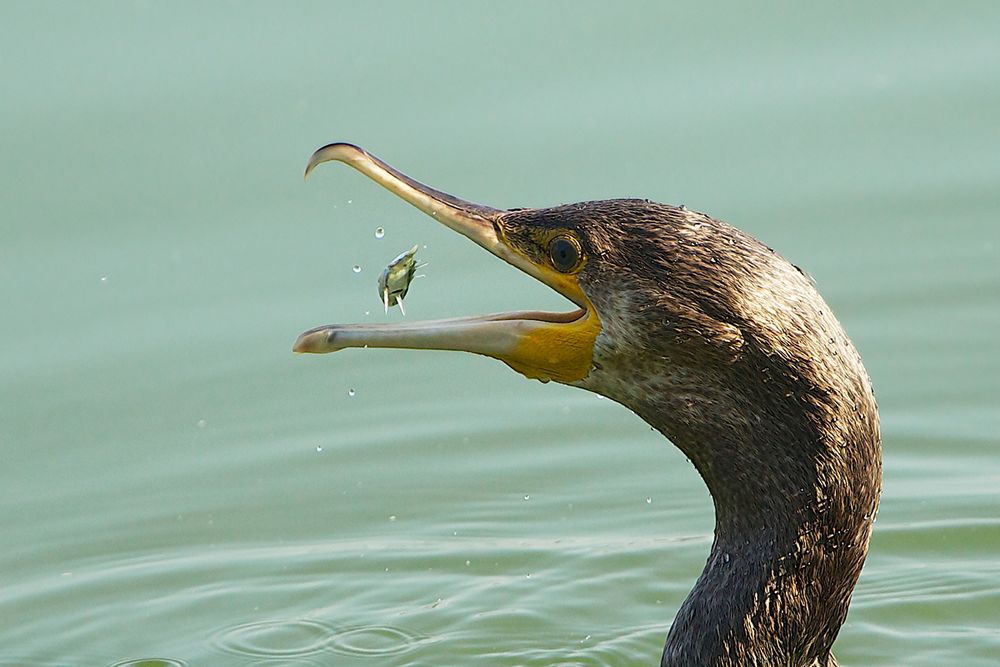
left=653, top=412, right=881, bottom=667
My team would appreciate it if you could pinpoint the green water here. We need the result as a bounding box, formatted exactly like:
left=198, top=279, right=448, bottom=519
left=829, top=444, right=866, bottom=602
left=3, top=2, right=999, bottom=665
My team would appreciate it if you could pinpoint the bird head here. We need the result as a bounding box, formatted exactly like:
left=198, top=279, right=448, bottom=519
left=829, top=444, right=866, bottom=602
left=296, top=144, right=751, bottom=385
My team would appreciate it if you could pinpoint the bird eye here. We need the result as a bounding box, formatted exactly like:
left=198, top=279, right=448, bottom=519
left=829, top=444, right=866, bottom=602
left=548, top=236, right=581, bottom=273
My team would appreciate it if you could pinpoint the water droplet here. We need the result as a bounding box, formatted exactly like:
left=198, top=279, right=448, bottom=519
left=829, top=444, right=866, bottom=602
left=352, top=264, right=362, bottom=273
left=523, top=495, right=530, bottom=501
left=100, top=275, right=108, bottom=283
left=316, top=445, right=323, bottom=453
left=723, top=553, right=731, bottom=563
left=374, top=227, right=385, bottom=239
left=364, top=310, right=371, bottom=316
left=645, top=497, right=652, bottom=504
left=388, top=515, right=397, bottom=522
left=347, top=388, right=356, bottom=397
left=465, top=560, right=471, bottom=566
left=347, top=199, right=353, bottom=204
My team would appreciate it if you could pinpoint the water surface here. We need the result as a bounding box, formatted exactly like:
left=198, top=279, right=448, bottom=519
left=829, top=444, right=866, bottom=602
left=2, top=2, right=999, bottom=665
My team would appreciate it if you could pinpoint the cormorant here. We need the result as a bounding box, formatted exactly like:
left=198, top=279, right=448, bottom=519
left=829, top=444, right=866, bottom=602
left=294, top=143, right=882, bottom=667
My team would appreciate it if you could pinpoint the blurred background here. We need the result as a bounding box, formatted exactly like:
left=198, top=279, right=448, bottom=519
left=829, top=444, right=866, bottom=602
left=2, top=2, right=998, bottom=665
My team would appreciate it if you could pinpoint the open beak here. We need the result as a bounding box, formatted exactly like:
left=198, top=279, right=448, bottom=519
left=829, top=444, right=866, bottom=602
left=293, top=143, right=601, bottom=384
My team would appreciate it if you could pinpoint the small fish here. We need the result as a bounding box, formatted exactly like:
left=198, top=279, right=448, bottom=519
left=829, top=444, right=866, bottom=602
left=377, top=244, right=422, bottom=315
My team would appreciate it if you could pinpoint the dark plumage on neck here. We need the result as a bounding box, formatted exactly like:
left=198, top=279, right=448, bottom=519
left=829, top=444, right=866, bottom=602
left=504, top=200, right=882, bottom=666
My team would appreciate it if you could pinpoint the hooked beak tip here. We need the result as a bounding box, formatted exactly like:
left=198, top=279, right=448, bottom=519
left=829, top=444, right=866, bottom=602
left=303, top=160, right=318, bottom=182
left=304, top=142, right=363, bottom=183
left=303, top=154, right=317, bottom=182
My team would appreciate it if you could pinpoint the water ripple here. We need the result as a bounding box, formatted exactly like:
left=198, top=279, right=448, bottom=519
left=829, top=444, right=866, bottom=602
left=214, top=618, right=426, bottom=661
left=327, top=624, right=426, bottom=657
left=214, top=619, right=337, bottom=658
